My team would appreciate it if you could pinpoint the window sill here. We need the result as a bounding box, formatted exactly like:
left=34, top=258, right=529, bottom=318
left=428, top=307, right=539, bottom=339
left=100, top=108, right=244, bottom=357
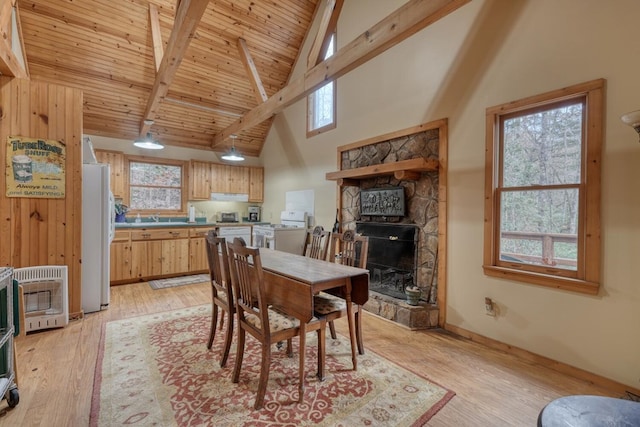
left=483, top=265, right=600, bottom=295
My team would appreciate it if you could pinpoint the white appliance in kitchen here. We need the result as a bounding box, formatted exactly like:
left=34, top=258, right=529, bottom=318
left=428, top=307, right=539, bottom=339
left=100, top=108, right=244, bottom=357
left=217, top=225, right=252, bottom=246
left=252, top=210, right=308, bottom=255
left=81, top=161, right=115, bottom=313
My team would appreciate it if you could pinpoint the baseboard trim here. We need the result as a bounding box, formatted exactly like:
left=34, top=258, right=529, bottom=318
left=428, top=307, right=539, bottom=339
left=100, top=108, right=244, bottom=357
left=444, top=322, right=640, bottom=396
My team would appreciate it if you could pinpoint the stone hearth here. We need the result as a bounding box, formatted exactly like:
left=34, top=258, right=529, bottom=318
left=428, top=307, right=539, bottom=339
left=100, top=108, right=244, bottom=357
left=363, top=291, right=439, bottom=330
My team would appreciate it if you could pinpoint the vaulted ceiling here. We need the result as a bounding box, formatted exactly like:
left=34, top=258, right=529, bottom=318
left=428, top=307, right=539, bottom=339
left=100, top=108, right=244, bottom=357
left=8, top=0, right=471, bottom=158
left=15, top=0, right=320, bottom=157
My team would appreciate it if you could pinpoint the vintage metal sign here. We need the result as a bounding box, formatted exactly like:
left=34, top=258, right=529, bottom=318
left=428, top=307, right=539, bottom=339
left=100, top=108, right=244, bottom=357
left=6, top=136, right=66, bottom=198
left=360, top=187, right=405, bottom=216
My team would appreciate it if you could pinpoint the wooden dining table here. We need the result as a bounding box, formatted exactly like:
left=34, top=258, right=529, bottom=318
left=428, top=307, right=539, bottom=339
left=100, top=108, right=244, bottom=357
left=257, top=249, right=369, bottom=375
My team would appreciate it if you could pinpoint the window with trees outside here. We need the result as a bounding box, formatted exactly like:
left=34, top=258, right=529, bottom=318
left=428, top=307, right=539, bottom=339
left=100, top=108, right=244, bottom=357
left=307, top=33, right=336, bottom=137
left=128, top=158, right=184, bottom=212
left=483, top=79, right=604, bottom=294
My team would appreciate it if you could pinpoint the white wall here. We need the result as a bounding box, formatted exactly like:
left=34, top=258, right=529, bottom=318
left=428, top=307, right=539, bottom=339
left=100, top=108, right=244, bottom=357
left=261, top=0, right=640, bottom=388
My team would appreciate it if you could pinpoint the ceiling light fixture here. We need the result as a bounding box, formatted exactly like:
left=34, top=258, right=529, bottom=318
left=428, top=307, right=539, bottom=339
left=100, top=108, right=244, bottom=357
left=221, top=134, right=244, bottom=161
left=621, top=109, right=640, bottom=142
left=133, top=132, right=164, bottom=150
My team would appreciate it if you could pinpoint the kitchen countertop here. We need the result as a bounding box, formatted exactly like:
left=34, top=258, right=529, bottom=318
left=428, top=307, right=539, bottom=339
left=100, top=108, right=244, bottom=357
left=114, top=221, right=270, bottom=229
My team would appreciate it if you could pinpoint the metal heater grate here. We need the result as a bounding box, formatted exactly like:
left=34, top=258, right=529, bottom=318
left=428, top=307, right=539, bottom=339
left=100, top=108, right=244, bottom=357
left=13, top=266, right=69, bottom=333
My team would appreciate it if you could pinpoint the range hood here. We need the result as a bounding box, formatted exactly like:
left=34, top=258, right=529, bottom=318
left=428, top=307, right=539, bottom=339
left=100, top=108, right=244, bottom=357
left=210, top=192, right=249, bottom=202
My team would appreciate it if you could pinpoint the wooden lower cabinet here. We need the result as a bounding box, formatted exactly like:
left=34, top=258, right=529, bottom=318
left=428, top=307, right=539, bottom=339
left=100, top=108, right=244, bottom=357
left=111, top=230, right=133, bottom=281
left=161, top=238, right=190, bottom=275
left=189, top=228, right=214, bottom=272
left=111, top=226, right=214, bottom=284
left=130, top=240, right=163, bottom=279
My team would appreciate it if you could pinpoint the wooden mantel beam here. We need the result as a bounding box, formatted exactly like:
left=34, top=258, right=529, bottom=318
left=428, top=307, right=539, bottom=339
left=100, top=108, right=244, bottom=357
left=140, top=0, right=210, bottom=136
left=211, top=0, right=470, bottom=148
left=326, top=157, right=438, bottom=181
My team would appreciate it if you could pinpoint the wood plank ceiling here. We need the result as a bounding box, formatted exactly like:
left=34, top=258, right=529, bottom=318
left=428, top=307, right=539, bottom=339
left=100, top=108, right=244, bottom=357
left=16, top=0, right=320, bottom=157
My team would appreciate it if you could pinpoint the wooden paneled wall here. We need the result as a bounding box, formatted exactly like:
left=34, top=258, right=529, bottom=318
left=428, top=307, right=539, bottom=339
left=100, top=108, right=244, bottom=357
left=0, top=77, right=83, bottom=316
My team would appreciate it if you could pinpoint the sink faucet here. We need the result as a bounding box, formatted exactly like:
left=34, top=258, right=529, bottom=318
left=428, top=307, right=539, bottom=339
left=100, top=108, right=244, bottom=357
left=150, top=214, right=160, bottom=222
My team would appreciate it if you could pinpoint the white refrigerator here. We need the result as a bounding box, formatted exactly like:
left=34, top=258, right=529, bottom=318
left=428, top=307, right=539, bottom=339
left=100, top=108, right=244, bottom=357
left=82, top=163, right=114, bottom=313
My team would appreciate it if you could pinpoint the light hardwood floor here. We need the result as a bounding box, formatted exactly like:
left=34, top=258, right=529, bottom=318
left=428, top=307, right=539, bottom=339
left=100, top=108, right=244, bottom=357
left=0, top=281, right=625, bottom=426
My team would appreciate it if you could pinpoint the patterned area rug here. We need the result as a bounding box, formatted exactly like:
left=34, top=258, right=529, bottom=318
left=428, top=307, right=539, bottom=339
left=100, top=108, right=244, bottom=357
left=147, top=274, right=210, bottom=290
left=91, top=305, right=455, bottom=426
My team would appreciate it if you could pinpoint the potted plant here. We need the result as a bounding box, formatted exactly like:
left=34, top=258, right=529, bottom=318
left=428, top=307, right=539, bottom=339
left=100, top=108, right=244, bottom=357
left=114, top=202, right=128, bottom=223
left=405, top=286, right=422, bottom=306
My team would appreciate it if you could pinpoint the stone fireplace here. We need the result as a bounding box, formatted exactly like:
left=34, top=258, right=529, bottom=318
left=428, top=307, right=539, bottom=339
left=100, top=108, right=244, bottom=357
left=329, top=124, right=444, bottom=329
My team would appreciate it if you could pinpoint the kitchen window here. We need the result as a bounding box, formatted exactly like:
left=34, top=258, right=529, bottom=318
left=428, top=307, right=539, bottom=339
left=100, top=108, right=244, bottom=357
left=307, top=33, right=336, bottom=137
left=483, top=79, right=604, bottom=294
left=128, top=158, right=185, bottom=212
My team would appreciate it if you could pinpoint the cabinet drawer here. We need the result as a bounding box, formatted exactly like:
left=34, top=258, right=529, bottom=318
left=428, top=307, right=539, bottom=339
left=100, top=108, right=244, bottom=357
left=112, top=230, right=130, bottom=242
left=131, top=228, right=189, bottom=240
left=189, top=227, right=215, bottom=238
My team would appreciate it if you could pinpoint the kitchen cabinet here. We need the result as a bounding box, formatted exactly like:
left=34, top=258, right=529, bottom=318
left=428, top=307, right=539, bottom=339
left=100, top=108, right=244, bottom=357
left=162, top=238, right=190, bottom=275
left=189, top=227, right=215, bottom=272
left=190, top=161, right=263, bottom=199
left=210, top=163, right=224, bottom=193
left=95, top=149, right=126, bottom=198
left=249, top=167, right=264, bottom=202
left=110, top=230, right=132, bottom=281
left=227, top=165, right=249, bottom=194
left=130, top=228, right=190, bottom=279
left=189, top=160, right=211, bottom=200
left=112, top=226, right=218, bottom=283
left=130, top=240, right=163, bottom=279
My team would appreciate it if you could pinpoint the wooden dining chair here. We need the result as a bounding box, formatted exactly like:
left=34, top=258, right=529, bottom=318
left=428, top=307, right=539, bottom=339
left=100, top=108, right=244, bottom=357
left=314, top=230, right=369, bottom=356
left=205, top=230, right=235, bottom=367
left=302, top=225, right=331, bottom=260
left=226, top=237, right=326, bottom=410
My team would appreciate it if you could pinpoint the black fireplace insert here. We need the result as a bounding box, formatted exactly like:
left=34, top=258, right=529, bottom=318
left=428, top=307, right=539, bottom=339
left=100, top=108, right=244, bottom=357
left=356, top=222, right=418, bottom=299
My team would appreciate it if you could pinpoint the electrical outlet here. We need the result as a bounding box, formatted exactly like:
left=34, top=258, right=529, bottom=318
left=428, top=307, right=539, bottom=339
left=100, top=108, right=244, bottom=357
left=485, top=297, right=496, bottom=316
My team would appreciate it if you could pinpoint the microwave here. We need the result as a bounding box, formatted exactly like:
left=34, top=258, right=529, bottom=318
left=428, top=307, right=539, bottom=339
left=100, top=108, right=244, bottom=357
left=216, top=212, right=239, bottom=223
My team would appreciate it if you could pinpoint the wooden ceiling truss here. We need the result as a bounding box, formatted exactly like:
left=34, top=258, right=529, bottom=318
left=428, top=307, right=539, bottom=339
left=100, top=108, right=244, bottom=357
left=11, top=0, right=470, bottom=157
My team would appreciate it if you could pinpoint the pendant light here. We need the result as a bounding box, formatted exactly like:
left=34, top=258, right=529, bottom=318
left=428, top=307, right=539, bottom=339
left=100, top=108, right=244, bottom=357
left=621, top=109, right=640, bottom=142
left=221, top=134, right=244, bottom=161
left=134, top=131, right=164, bottom=150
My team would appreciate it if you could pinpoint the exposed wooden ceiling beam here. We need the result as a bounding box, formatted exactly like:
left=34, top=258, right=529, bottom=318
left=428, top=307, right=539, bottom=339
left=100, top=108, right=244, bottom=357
left=0, top=0, right=12, bottom=33
left=307, top=0, right=343, bottom=69
left=211, top=0, right=471, bottom=148
left=139, top=0, right=210, bottom=136
left=149, top=3, right=164, bottom=73
left=0, top=0, right=28, bottom=78
left=237, top=37, right=268, bottom=104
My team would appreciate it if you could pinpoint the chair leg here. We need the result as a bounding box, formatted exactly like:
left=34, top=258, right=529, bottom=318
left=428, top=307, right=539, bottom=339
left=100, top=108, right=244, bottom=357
left=232, top=328, right=246, bottom=384
left=328, top=320, right=337, bottom=339
left=220, top=309, right=234, bottom=367
left=286, top=339, right=293, bottom=357
left=254, top=342, right=272, bottom=410
left=355, top=305, right=364, bottom=355
left=207, top=304, right=219, bottom=349
left=298, top=327, right=306, bottom=403
left=317, top=321, right=326, bottom=381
